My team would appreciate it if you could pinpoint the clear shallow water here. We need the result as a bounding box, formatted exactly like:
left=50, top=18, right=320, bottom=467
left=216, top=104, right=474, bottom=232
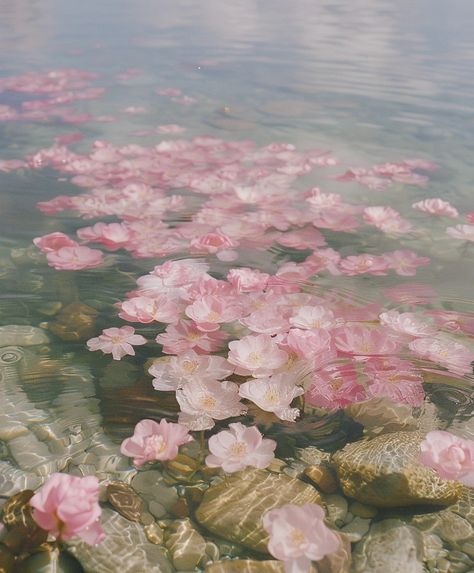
left=0, top=1, right=474, bottom=572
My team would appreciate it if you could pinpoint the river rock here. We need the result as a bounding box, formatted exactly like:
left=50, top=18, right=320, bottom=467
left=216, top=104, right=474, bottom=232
left=195, top=469, right=322, bottom=553
left=164, top=518, right=207, bottom=570
left=332, top=431, right=462, bottom=507
left=205, top=561, right=287, bottom=573
left=351, top=519, right=425, bottom=573
left=66, top=508, right=172, bottom=573
left=0, top=326, right=49, bottom=346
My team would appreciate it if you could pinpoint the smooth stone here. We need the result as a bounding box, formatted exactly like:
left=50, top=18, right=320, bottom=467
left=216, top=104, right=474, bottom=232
left=352, top=519, right=425, bottom=573
left=322, top=494, right=348, bottom=527
left=304, top=465, right=338, bottom=493
left=106, top=481, right=145, bottom=522
left=144, top=522, right=164, bottom=545
left=339, top=516, right=371, bottom=542
left=195, top=469, right=322, bottom=553
left=205, top=561, right=286, bottom=573
left=149, top=501, right=167, bottom=519
left=66, top=508, right=172, bottom=573
left=0, top=326, right=49, bottom=347
left=131, top=471, right=178, bottom=511
left=164, top=519, right=207, bottom=570
left=333, top=431, right=462, bottom=507
left=349, top=501, right=378, bottom=519
left=16, top=550, right=84, bottom=573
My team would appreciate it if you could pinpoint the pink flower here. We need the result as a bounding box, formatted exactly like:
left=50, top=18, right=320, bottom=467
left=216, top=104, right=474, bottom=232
left=33, top=232, right=78, bottom=253
left=238, top=374, right=304, bottom=421
left=185, top=295, right=242, bottom=331
left=409, top=336, right=474, bottom=376
left=205, top=422, right=276, bottom=472
left=334, top=325, right=399, bottom=356
left=364, top=357, right=425, bottom=406
left=363, top=206, right=412, bottom=234
left=149, top=350, right=233, bottom=391
left=379, top=310, right=437, bottom=338
left=285, top=328, right=335, bottom=365
left=227, top=267, right=270, bottom=293
left=289, top=306, right=338, bottom=329
left=176, top=379, right=246, bottom=430
left=118, top=295, right=181, bottom=324
left=30, top=474, right=104, bottom=545
left=87, top=326, right=147, bottom=360
left=420, top=431, right=474, bottom=486
left=156, top=320, right=228, bottom=354
left=45, top=245, right=104, bottom=270
left=227, top=334, right=289, bottom=377
left=77, top=222, right=132, bottom=250
left=412, top=198, right=459, bottom=218
left=240, top=308, right=291, bottom=335
left=306, top=363, right=366, bottom=410
left=446, top=224, right=474, bottom=242
left=384, top=283, right=437, bottom=305
left=339, top=254, right=390, bottom=276
left=263, top=504, right=340, bottom=573
left=120, top=418, right=193, bottom=467
left=383, top=250, right=430, bottom=276
left=190, top=231, right=238, bottom=254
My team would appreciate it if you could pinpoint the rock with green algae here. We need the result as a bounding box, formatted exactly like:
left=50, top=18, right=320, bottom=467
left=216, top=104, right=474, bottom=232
left=195, top=469, right=322, bottom=553
left=332, top=431, right=462, bottom=507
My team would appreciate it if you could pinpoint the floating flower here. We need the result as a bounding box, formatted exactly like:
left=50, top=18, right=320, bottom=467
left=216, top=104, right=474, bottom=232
left=409, top=336, right=474, bottom=376
left=238, top=374, right=304, bottom=422
left=306, top=363, right=366, bottom=410
left=33, top=232, right=78, bottom=253
left=227, top=334, right=288, bottom=377
left=45, top=245, right=104, bottom=270
left=176, top=379, right=246, bottom=430
left=205, top=422, right=276, bottom=472
left=87, top=325, right=147, bottom=360
left=420, top=431, right=474, bottom=486
left=30, top=474, right=104, bottom=545
left=334, top=325, right=399, bottom=356
left=412, top=198, right=459, bottom=218
left=120, top=418, right=193, bottom=467
left=379, top=310, right=437, bottom=338
left=263, top=503, right=340, bottom=573
left=446, top=224, right=474, bottom=242
left=118, top=295, right=181, bottom=324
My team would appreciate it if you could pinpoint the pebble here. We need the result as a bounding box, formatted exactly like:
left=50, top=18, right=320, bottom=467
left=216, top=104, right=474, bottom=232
left=339, top=516, right=371, bottom=542
left=323, top=494, right=348, bottom=527
left=349, top=501, right=378, bottom=519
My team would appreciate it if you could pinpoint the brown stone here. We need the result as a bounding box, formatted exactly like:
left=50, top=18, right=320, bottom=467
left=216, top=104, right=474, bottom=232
left=195, top=469, right=321, bottom=553
left=304, top=464, right=338, bottom=493
left=106, top=481, right=144, bottom=522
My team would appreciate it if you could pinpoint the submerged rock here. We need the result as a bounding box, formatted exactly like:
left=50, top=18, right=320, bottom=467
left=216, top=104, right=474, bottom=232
left=0, top=326, right=49, bottom=347
left=195, top=469, right=322, bottom=553
left=332, top=431, right=462, bottom=507
left=352, top=519, right=425, bottom=573
left=66, top=508, right=172, bottom=573
left=164, top=518, right=207, bottom=570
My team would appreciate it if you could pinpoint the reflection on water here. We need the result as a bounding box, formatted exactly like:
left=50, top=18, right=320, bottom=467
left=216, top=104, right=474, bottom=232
left=0, top=1, right=473, bottom=572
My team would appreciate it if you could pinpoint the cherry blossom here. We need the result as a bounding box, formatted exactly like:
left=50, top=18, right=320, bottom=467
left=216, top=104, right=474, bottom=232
left=33, top=232, right=78, bottom=253
left=149, top=351, right=233, bottom=391
left=383, top=250, right=430, bottom=276
left=227, top=334, right=289, bottom=377
left=205, top=422, right=276, bottom=472
left=238, top=374, right=304, bottom=421
left=412, top=198, right=459, bottom=218
left=120, top=419, right=193, bottom=467
left=334, top=325, right=399, bottom=356
left=364, top=357, right=425, bottom=406
left=185, top=295, right=242, bottom=331
left=156, top=320, right=228, bottom=354
left=87, top=326, right=147, bottom=360
left=263, top=504, right=340, bottom=573
left=446, top=224, right=474, bottom=242
left=45, top=245, right=104, bottom=270
left=379, top=310, right=437, bottom=338
left=30, top=474, right=104, bottom=545
left=409, top=336, right=474, bottom=376
left=306, top=363, right=366, bottom=410
left=420, top=431, right=474, bottom=486
left=118, top=295, right=182, bottom=324
left=176, top=379, right=246, bottom=430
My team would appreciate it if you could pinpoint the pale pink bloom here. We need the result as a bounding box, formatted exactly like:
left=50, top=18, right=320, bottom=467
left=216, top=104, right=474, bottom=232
left=339, top=254, right=390, bottom=276
left=373, top=162, right=411, bottom=177
left=149, top=350, right=233, bottom=391
left=306, top=363, right=366, bottom=410
left=446, top=224, right=474, bottom=242
left=334, top=325, right=399, bottom=356
left=118, top=295, right=181, bottom=324
left=227, top=267, right=270, bottom=293
left=379, top=310, right=437, bottom=338
left=120, top=418, right=193, bottom=467
left=238, top=374, right=304, bottom=421
left=426, top=310, right=474, bottom=336
left=263, top=504, right=340, bottom=573
left=277, top=227, right=326, bottom=250
left=284, top=328, right=335, bottom=365
left=150, top=258, right=210, bottom=286
left=190, top=231, right=238, bottom=254
left=227, top=334, right=289, bottom=377
left=363, top=206, right=412, bottom=234
left=176, top=379, right=246, bottom=430
left=87, top=326, right=147, bottom=360
left=409, top=337, right=474, bottom=376
left=383, top=250, right=430, bottom=276
left=392, top=172, right=428, bottom=186
left=312, top=210, right=359, bottom=232
left=33, top=232, right=77, bottom=253
left=205, top=422, right=276, bottom=473
left=185, top=275, right=234, bottom=301
left=364, top=357, right=425, bottom=406
left=304, top=248, right=341, bottom=275
left=403, top=158, right=438, bottom=171
left=156, top=320, right=228, bottom=354
left=185, top=295, right=242, bottom=331
left=289, top=306, right=338, bottom=329
left=30, top=473, right=104, bottom=545
left=46, top=245, right=104, bottom=270
left=240, top=308, right=291, bottom=335
left=466, top=212, right=474, bottom=224
left=77, top=222, right=132, bottom=250
left=412, top=198, right=459, bottom=218
left=305, top=187, right=342, bottom=209
left=420, top=431, right=474, bottom=487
